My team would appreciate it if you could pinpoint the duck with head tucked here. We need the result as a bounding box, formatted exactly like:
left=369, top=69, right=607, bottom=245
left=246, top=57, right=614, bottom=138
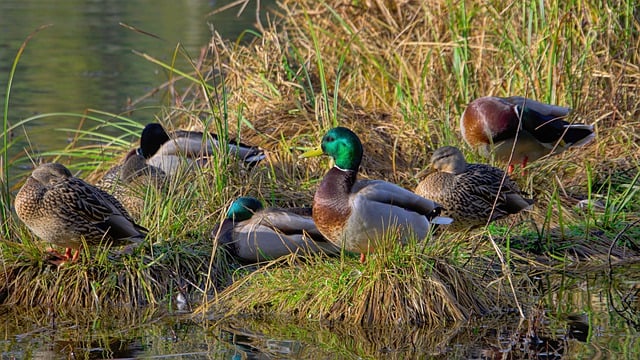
left=15, top=163, right=147, bottom=264
left=95, top=149, right=167, bottom=220
left=212, top=196, right=339, bottom=263
left=137, top=123, right=266, bottom=176
left=302, top=127, right=452, bottom=262
left=460, top=96, right=595, bottom=174
left=415, top=146, right=534, bottom=232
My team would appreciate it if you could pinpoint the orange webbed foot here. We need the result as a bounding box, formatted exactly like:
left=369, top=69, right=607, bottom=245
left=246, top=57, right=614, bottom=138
left=46, top=247, right=80, bottom=266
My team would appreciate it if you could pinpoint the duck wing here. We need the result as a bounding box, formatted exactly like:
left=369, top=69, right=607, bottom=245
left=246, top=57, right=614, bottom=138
left=351, top=180, right=444, bottom=219
left=60, top=178, right=147, bottom=241
left=253, top=208, right=327, bottom=242
left=503, top=96, right=571, bottom=117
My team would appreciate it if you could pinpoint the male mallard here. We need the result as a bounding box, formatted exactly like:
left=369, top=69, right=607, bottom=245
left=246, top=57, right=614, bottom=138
left=302, top=127, right=452, bottom=262
left=15, top=163, right=146, bottom=263
left=137, top=123, right=266, bottom=175
left=95, top=149, right=167, bottom=220
left=460, top=96, right=595, bottom=173
left=211, top=196, right=339, bottom=263
left=415, top=146, right=534, bottom=231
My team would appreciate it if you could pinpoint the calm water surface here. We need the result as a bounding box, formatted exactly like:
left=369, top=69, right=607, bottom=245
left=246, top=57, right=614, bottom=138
left=2, top=263, right=640, bottom=358
left=0, top=0, right=274, bottom=175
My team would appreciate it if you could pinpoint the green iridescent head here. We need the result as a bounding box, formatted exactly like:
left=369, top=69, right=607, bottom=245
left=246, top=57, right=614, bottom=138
left=226, top=196, right=264, bottom=221
left=320, top=127, right=363, bottom=171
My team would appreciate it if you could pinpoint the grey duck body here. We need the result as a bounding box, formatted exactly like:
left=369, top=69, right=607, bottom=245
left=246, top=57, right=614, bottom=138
left=138, top=123, right=266, bottom=176
left=415, top=146, right=534, bottom=231
left=15, top=163, right=146, bottom=251
left=212, top=197, right=339, bottom=263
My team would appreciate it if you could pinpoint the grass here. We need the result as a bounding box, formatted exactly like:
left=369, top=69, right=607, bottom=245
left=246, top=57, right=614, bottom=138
left=204, top=232, right=499, bottom=327
left=1, top=0, right=639, bottom=332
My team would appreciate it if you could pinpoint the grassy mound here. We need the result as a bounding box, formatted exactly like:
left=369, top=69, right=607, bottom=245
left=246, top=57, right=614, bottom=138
left=204, top=232, right=508, bottom=327
left=1, top=0, right=638, bottom=328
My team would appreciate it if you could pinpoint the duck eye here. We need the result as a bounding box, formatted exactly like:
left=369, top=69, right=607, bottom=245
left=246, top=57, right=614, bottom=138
left=325, top=136, right=334, bottom=142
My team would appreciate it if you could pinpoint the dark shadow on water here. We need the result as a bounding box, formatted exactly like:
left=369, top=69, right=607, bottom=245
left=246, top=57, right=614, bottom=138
left=3, top=262, right=640, bottom=358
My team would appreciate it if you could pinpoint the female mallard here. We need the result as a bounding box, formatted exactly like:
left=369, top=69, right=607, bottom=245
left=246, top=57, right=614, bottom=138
left=302, top=127, right=452, bottom=262
left=460, top=96, right=595, bottom=174
left=211, top=196, right=339, bottom=263
left=95, top=149, right=167, bottom=220
left=415, top=146, right=534, bottom=232
left=15, top=163, right=146, bottom=263
left=137, top=123, right=266, bottom=175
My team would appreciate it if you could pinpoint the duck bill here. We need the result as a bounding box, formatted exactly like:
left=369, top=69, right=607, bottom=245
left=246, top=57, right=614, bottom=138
left=415, top=166, right=437, bottom=179
left=300, top=147, right=324, bottom=158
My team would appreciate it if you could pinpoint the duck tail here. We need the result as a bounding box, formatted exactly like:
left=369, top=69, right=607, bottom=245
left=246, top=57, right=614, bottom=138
left=134, top=223, right=149, bottom=238
left=228, top=142, right=266, bottom=165
left=504, top=194, right=535, bottom=214
left=207, top=136, right=264, bottom=165
left=563, top=124, right=595, bottom=146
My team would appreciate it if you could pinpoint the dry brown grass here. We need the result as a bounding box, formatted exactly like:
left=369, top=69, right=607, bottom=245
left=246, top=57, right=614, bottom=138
left=203, top=250, right=498, bottom=327
left=2, top=0, right=639, bottom=329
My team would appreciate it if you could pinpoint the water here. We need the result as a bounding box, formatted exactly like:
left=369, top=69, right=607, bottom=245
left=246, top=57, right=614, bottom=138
left=2, top=262, right=639, bottom=358
left=0, top=0, right=273, bottom=174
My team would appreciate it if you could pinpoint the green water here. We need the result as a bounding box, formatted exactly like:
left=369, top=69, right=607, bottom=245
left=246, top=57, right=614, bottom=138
left=2, top=263, right=640, bottom=358
left=0, top=0, right=273, bottom=176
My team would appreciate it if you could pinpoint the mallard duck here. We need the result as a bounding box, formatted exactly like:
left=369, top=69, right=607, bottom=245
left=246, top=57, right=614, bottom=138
left=460, top=96, right=595, bottom=174
left=15, top=163, right=146, bottom=263
left=302, top=127, right=452, bottom=262
left=211, top=196, right=339, bottom=263
left=415, top=146, right=534, bottom=231
left=137, top=123, right=266, bottom=175
left=95, top=149, right=167, bottom=220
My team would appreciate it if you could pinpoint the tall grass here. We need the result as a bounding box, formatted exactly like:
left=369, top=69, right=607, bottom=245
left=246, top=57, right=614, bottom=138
left=0, top=31, right=251, bottom=315
left=205, top=232, right=499, bottom=327
left=1, top=25, right=53, bottom=237
left=1, top=0, right=638, bottom=335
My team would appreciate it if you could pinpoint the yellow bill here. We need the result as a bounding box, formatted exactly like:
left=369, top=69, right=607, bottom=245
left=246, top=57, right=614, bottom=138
left=300, top=147, right=324, bottom=158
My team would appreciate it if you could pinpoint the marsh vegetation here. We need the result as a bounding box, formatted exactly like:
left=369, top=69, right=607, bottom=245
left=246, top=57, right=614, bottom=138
left=1, top=0, right=639, bottom=357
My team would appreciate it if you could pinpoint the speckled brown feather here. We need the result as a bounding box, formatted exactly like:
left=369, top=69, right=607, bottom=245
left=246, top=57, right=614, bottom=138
left=415, top=146, right=533, bottom=231
left=95, top=150, right=167, bottom=220
left=15, top=163, right=146, bottom=250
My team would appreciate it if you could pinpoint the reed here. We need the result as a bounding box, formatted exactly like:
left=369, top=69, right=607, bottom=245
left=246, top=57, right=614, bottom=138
left=1, top=0, right=638, bottom=329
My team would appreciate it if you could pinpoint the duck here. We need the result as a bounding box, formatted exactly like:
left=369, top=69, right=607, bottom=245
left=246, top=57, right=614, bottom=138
left=301, top=127, right=452, bottom=262
left=137, top=123, right=266, bottom=176
left=211, top=196, right=339, bottom=263
left=95, top=149, right=167, bottom=220
left=415, top=146, right=534, bottom=231
left=460, top=96, right=595, bottom=174
left=14, top=162, right=147, bottom=264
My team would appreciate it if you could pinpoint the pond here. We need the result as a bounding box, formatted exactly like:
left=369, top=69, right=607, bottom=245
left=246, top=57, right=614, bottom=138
left=2, top=261, right=640, bottom=358
left=0, top=0, right=273, bottom=177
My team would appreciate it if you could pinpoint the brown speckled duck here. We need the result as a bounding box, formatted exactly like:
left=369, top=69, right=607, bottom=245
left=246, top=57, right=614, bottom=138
left=95, top=149, right=167, bottom=220
left=15, top=163, right=147, bottom=263
left=460, top=96, right=595, bottom=174
left=212, top=196, right=339, bottom=263
left=415, top=146, right=534, bottom=231
left=302, top=127, right=452, bottom=262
